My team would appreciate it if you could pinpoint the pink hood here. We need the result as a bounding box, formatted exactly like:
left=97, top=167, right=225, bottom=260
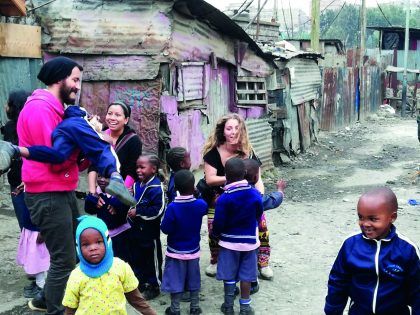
left=17, top=89, right=79, bottom=193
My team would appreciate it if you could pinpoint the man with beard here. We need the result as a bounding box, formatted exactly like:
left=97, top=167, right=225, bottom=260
left=2, top=57, right=133, bottom=314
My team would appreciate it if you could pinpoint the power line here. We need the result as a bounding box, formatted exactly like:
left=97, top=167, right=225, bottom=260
left=376, top=0, right=393, bottom=27
left=232, top=0, right=255, bottom=19
left=300, top=0, right=341, bottom=28
left=321, top=2, right=346, bottom=36
left=231, top=0, right=252, bottom=19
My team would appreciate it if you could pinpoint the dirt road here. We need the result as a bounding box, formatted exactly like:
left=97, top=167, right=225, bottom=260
left=0, top=113, right=418, bottom=314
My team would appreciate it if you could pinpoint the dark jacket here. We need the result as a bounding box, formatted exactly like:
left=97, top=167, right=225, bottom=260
left=128, top=176, right=165, bottom=240
left=84, top=192, right=130, bottom=230
left=325, top=225, right=420, bottom=315
left=1, top=121, right=22, bottom=187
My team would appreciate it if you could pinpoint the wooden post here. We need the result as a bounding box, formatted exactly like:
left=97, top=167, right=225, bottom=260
left=310, top=0, right=320, bottom=52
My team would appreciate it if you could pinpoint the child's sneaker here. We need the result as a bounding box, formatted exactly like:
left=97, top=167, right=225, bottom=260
left=205, top=263, right=217, bottom=277
left=259, top=266, right=274, bottom=280
left=220, top=303, right=234, bottom=315
left=143, top=284, right=160, bottom=300
left=28, top=290, right=47, bottom=312
left=190, top=307, right=202, bottom=315
left=239, top=306, right=255, bottom=315
left=105, top=174, right=137, bottom=206
left=165, top=307, right=180, bottom=315
left=23, top=282, right=42, bottom=298
left=0, top=140, right=18, bottom=172
left=250, top=281, right=259, bottom=294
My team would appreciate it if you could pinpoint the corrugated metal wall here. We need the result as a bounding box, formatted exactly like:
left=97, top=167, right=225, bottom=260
left=320, top=65, right=381, bottom=131
left=286, top=58, right=322, bottom=105
left=246, top=119, right=274, bottom=170
left=0, top=58, right=43, bottom=127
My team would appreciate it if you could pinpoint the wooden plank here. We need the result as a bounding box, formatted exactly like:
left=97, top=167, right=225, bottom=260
left=0, top=0, right=26, bottom=16
left=237, top=89, right=267, bottom=94
left=237, top=99, right=267, bottom=105
left=0, top=23, right=41, bottom=58
left=237, top=76, right=266, bottom=82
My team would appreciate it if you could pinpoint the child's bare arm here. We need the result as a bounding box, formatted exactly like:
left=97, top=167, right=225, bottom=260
left=64, top=307, right=77, bottom=315
left=125, top=289, right=157, bottom=315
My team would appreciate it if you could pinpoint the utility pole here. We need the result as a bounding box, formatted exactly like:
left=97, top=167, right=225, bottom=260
left=310, top=0, right=320, bottom=52
left=256, top=0, right=261, bottom=41
left=401, top=0, right=410, bottom=117
left=359, top=0, right=366, bottom=120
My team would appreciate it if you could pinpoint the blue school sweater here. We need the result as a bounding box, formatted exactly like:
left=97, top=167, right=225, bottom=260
left=84, top=192, right=129, bottom=230
left=325, top=225, right=420, bottom=315
left=128, top=176, right=165, bottom=240
left=161, top=196, right=208, bottom=255
left=212, top=181, right=263, bottom=244
left=166, top=171, right=177, bottom=204
left=26, top=106, right=117, bottom=177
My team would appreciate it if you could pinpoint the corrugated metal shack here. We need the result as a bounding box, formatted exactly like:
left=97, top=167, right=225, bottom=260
left=260, top=42, right=323, bottom=163
left=31, top=0, right=275, bottom=170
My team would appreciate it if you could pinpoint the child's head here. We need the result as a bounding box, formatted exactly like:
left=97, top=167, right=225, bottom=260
left=166, top=147, right=191, bottom=172
left=6, top=90, right=31, bottom=121
left=225, top=157, right=246, bottom=184
left=174, top=170, right=195, bottom=196
left=243, top=158, right=259, bottom=185
left=97, top=175, right=109, bottom=192
left=136, top=154, right=160, bottom=183
left=75, top=216, right=113, bottom=277
left=357, top=187, right=398, bottom=240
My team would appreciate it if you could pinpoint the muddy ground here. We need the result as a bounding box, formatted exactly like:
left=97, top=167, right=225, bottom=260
left=0, top=113, right=419, bottom=315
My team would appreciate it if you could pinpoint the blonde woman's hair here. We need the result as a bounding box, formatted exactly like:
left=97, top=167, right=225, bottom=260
left=202, top=113, right=252, bottom=158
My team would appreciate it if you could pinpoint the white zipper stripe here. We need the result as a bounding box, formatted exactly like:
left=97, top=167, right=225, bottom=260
left=372, top=240, right=381, bottom=314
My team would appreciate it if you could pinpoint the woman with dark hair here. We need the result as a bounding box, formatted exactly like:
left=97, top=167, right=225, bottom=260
left=88, top=101, right=142, bottom=191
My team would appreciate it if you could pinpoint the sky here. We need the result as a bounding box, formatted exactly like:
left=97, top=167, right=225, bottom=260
left=205, top=0, right=401, bottom=16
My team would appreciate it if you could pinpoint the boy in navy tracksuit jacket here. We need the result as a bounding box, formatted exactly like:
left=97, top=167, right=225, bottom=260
left=84, top=174, right=132, bottom=264
left=161, top=170, right=207, bottom=315
left=165, top=147, right=192, bottom=204
left=4, top=105, right=135, bottom=206
left=325, top=187, right=420, bottom=315
left=127, top=154, right=166, bottom=300
left=212, top=158, right=263, bottom=315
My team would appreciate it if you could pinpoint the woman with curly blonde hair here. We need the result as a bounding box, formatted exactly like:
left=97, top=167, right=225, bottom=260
left=201, top=114, right=272, bottom=283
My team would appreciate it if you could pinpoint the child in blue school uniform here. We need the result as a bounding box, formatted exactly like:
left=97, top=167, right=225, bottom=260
left=324, top=187, right=420, bottom=315
left=161, top=170, right=208, bottom=315
left=127, top=154, right=166, bottom=300
left=212, top=158, right=263, bottom=315
left=166, top=147, right=192, bottom=204
left=84, top=174, right=132, bottom=265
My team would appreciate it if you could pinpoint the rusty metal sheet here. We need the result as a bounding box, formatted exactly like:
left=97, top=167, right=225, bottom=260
left=80, top=79, right=161, bottom=154
left=297, top=103, right=311, bottom=152
left=286, top=58, right=322, bottom=105
left=245, top=119, right=274, bottom=170
left=32, top=0, right=172, bottom=55
left=320, top=68, right=337, bottom=131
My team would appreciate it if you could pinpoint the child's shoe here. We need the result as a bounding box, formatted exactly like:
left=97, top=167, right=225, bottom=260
left=28, top=290, right=47, bottom=312
left=0, top=140, right=19, bottom=172
left=143, top=284, right=160, bottom=300
left=165, top=307, right=180, bottom=315
left=105, top=173, right=137, bottom=206
left=239, top=307, right=255, bottom=315
left=220, top=303, right=234, bottom=315
left=190, top=307, right=202, bottom=315
left=205, top=263, right=217, bottom=277
left=23, top=282, right=42, bottom=298
left=259, top=266, right=274, bottom=280
left=250, top=281, right=259, bottom=295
